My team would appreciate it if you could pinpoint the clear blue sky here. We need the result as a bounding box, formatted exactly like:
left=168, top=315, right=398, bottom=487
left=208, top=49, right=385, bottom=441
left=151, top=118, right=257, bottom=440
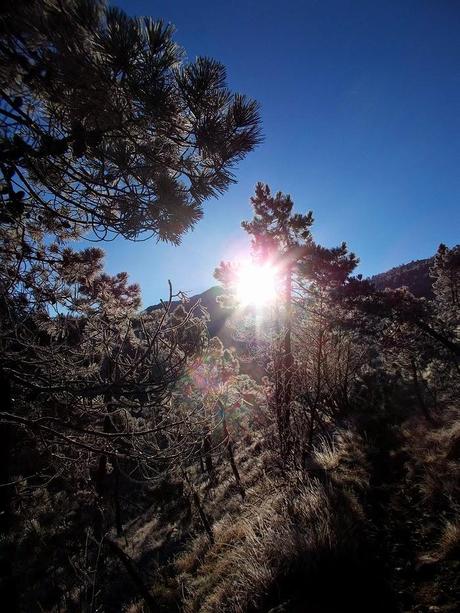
left=94, top=0, right=460, bottom=307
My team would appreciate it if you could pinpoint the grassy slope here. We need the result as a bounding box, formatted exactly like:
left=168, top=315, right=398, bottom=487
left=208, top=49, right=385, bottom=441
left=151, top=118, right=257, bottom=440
left=111, top=394, right=460, bottom=613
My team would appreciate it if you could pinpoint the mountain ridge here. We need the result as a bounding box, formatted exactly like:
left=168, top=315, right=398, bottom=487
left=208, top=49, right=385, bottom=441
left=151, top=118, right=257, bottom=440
left=145, top=285, right=230, bottom=339
left=146, top=255, right=436, bottom=327
left=370, top=256, right=434, bottom=298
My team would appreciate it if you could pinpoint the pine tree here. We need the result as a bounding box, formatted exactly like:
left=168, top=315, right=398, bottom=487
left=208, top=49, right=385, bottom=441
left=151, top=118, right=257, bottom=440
left=431, top=243, right=460, bottom=330
left=0, top=4, right=262, bottom=604
left=216, top=183, right=358, bottom=458
left=335, top=245, right=460, bottom=422
left=0, top=0, right=261, bottom=244
left=173, top=336, right=263, bottom=497
left=0, top=0, right=262, bottom=324
left=0, top=254, right=208, bottom=609
left=238, top=183, right=314, bottom=453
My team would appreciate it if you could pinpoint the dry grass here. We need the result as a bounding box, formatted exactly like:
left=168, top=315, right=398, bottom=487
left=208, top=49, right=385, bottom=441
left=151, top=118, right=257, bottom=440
left=175, top=428, right=369, bottom=612
left=314, top=429, right=369, bottom=491
left=176, top=532, right=211, bottom=575
left=400, top=402, right=460, bottom=606
left=437, top=520, right=460, bottom=560
left=123, top=601, right=145, bottom=613
left=401, top=405, right=460, bottom=508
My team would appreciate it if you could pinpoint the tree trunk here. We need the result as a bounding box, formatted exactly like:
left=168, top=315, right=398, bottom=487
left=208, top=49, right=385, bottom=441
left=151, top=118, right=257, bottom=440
left=0, top=372, right=12, bottom=529
left=94, top=408, right=112, bottom=496
left=283, top=265, right=293, bottom=433
left=410, top=358, right=434, bottom=423
left=203, top=433, right=215, bottom=481
left=415, top=319, right=460, bottom=358
left=104, top=538, right=157, bottom=611
left=220, top=402, right=245, bottom=500
left=308, top=404, right=316, bottom=451
left=182, top=470, right=214, bottom=543
left=273, top=302, right=285, bottom=453
left=95, top=393, right=124, bottom=537
left=309, top=327, right=324, bottom=451
left=113, top=459, right=123, bottom=537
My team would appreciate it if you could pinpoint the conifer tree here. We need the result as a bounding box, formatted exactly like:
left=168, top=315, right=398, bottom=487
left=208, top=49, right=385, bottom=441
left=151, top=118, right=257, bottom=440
left=0, top=257, right=208, bottom=608
left=0, top=0, right=262, bottom=322
left=172, top=336, right=263, bottom=496
left=216, top=183, right=358, bottom=458
left=0, top=0, right=261, bottom=514
left=0, top=0, right=261, bottom=243
left=431, top=244, right=460, bottom=330
left=335, top=245, right=460, bottom=422
left=239, top=183, right=314, bottom=452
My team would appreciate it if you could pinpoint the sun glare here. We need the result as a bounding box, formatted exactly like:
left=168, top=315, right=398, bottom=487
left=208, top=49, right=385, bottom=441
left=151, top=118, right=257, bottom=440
left=235, top=262, right=278, bottom=307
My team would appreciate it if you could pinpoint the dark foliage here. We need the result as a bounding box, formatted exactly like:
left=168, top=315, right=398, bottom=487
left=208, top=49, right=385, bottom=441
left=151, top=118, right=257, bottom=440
left=0, top=2, right=263, bottom=610
left=0, top=0, right=261, bottom=244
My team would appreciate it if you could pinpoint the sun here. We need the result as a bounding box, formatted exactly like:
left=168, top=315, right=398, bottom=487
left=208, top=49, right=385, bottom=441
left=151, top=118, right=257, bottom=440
left=235, top=262, right=278, bottom=307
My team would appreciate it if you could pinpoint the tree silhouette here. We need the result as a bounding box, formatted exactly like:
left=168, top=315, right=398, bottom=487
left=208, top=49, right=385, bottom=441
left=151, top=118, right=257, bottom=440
left=240, top=184, right=313, bottom=452
left=216, top=183, right=358, bottom=458
left=0, top=0, right=261, bottom=243
left=0, top=4, right=263, bottom=605
left=431, top=244, right=460, bottom=330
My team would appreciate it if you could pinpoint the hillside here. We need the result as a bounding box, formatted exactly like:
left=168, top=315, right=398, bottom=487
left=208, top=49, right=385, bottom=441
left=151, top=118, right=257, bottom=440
left=145, top=286, right=230, bottom=339
left=370, top=256, right=434, bottom=298
left=146, top=255, right=436, bottom=327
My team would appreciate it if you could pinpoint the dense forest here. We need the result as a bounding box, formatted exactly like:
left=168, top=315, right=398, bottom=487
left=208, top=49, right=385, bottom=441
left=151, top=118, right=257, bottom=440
left=1, top=2, right=459, bottom=612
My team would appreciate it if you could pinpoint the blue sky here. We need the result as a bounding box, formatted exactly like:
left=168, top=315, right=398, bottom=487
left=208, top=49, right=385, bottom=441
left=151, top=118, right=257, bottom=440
left=96, top=0, right=460, bottom=307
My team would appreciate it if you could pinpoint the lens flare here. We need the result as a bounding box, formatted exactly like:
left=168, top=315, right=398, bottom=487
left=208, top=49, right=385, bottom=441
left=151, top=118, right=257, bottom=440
left=235, top=262, right=278, bottom=307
